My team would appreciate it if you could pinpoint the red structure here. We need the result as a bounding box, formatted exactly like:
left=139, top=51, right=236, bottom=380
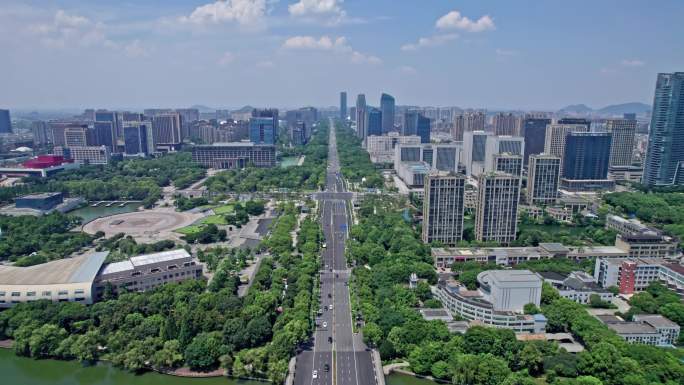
left=22, top=155, right=72, bottom=169
left=619, top=260, right=637, bottom=294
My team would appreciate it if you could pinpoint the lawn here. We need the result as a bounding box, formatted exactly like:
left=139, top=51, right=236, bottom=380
left=175, top=225, right=203, bottom=235
left=201, top=215, right=227, bottom=225
left=213, top=204, right=235, bottom=214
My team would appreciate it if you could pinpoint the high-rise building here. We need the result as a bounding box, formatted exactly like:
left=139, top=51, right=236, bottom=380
left=605, top=118, right=637, bottom=167
left=463, top=130, right=493, bottom=176
left=152, top=113, right=182, bottom=146
left=643, top=72, right=684, bottom=186
left=493, top=153, right=523, bottom=177
left=380, top=93, right=395, bottom=133
left=64, top=126, right=95, bottom=147
left=475, top=172, right=521, bottom=245
left=95, top=110, right=121, bottom=138
left=0, top=109, right=12, bottom=133
left=452, top=114, right=465, bottom=141
left=492, top=113, right=518, bottom=136
left=366, top=107, right=382, bottom=137
left=464, top=112, right=486, bottom=132
left=404, top=112, right=431, bottom=143
left=544, top=123, right=590, bottom=169
left=527, top=154, right=561, bottom=205
left=340, top=92, right=347, bottom=120
left=31, top=121, right=50, bottom=146
left=252, top=108, right=279, bottom=141
left=562, top=132, right=612, bottom=180
left=558, top=118, right=591, bottom=132
left=123, top=122, right=154, bottom=156
left=93, top=121, right=116, bottom=151
left=422, top=172, right=466, bottom=246
left=355, top=94, right=367, bottom=140
left=483, top=135, right=525, bottom=175
left=291, top=121, right=307, bottom=146
left=249, top=117, right=276, bottom=145
left=521, top=117, right=551, bottom=165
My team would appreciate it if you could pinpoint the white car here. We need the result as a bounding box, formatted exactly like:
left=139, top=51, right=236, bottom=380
left=322, top=321, right=327, bottom=328
left=328, top=304, right=333, bottom=310
left=313, top=370, right=318, bottom=379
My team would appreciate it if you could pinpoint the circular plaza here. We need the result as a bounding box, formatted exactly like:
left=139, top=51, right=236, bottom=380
left=83, top=208, right=204, bottom=243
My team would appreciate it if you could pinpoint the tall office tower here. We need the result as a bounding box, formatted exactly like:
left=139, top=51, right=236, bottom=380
left=527, top=154, right=561, bottom=205
left=176, top=108, right=199, bottom=139
left=521, top=117, right=551, bottom=165
left=605, top=118, right=637, bottom=166
left=558, top=118, right=591, bottom=132
left=475, top=172, right=521, bottom=245
left=340, top=92, right=347, bottom=120
left=252, top=108, right=279, bottom=141
left=249, top=117, right=276, bottom=145
left=380, top=93, right=395, bottom=133
left=95, top=110, right=121, bottom=138
left=349, top=107, right=357, bottom=122
left=152, top=113, right=182, bottom=146
left=463, top=130, right=493, bottom=176
left=493, top=153, right=523, bottom=176
left=366, top=107, right=383, bottom=137
left=123, top=122, right=154, bottom=156
left=31, top=121, right=50, bottom=146
left=404, top=112, right=431, bottom=143
left=544, top=123, right=590, bottom=168
left=83, top=109, right=96, bottom=121
left=484, top=135, right=525, bottom=174
left=0, top=109, right=11, bottom=133
left=64, top=126, right=95, bottom=147
left=643, top=72, right=684, bottom=186
left=93, top=121, right=116, bottom=151
left=422, top=172, right=466, bottom=245
left=452, top=114, right=465, bottom=140
left=355, top=94, right=367, bottom=140
left=493, top=112, right=518, bottom=136
left=122, top=112, right=144, bottom=122
left=291, top=121, right=307, bottom=145
left=562, top=132, right=612, bottom=180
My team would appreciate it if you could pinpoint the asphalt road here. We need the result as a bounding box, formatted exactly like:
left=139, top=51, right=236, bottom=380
left=293, top=120, right=376, bottom=385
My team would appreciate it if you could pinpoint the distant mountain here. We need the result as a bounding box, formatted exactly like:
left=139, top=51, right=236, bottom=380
left=596, top=102, right=650, bottom=115
left=233, top=105, right=254, bottom=113
left=558, top=104, right=593, bottom=114
left=557, top=102, right=650, bottom=116
left=189, top=104, right=214, bottom=112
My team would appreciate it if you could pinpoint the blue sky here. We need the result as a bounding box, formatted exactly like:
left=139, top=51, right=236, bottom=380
left=1, top=0, right=682, bottom=110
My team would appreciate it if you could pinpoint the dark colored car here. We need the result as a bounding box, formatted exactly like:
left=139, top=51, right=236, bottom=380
left=324, top=364, right=330, bottom=372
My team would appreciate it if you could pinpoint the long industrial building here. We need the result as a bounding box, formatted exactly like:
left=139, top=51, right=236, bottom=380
left=0, top=249, right=204, bottom=308
left=192, top=142, right=276, bottom=169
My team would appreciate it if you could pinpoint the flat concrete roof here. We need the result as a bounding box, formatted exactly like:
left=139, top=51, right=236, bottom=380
left=0, top=251, right=108, bottom=285
left=17, top=192, right=62, bottom=199
left=608, top=322, right=657, bottom=335
left=483, top=269, right=542, bottom=283
left=636, top=314, right=680, bottom=328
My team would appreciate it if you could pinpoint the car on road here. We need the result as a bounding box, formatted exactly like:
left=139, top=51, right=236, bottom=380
left=322, top=321, right=327, bottom=328
left=328, top=304, right=333, bottom=310
left=322, top=243, right=327, bottom=248
left=328, top=336, right=333, bottom=343
left=328, top=293, right=332, bottom=298
left=313, top=370, right=318, bottom=379
left=324, top=364, right=330, bottom=372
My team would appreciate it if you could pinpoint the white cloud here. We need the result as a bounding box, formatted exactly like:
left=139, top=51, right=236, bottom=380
left=397, top=65, right=417, bottom=75
left=29, top=10, right=112, bottom=49
left=123, top=40, right=149, bottom=58
left=495, top=48, right=518, bottom=57
left=289, top=0, right=344, bottom=17
left=218, top=51, right=236, bottom=66
left=621, top=59, right=645, bottom=67
left=351, top=51, right=381, bottom=65
left=180, top=0, right=267, bottom=26
left=436, top=10, right=495, bottom=32
left=401, top=33, right=458, bottom=51
left=282, top=35, right=381, bottom=64
left=282, top=35, right=348, bottom=50
left=256, top=60, right=274, bottom=68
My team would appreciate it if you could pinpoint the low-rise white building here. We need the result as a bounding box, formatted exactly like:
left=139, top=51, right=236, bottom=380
left=539, top=271, right=613, bottom=304
left=433, top=270, right=546, bottom=333
left=599, top=314, right=680, bottom=347
left=0, top=251, right=109, bottom=308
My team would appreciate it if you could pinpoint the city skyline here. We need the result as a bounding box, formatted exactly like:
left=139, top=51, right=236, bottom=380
left=1, top=0, right=683, bottom=110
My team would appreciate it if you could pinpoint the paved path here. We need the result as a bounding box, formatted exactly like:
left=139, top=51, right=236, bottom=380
left=293, top=119, right=376, bottom=385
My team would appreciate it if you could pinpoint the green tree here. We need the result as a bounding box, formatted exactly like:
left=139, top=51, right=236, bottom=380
left=362, top=322, right=382, bottom=347
left=523, top=303, right=541, bottom=315
left=452, top=353, right=511, bottom=385
left=28, top=324, right=67, bottom=358
left=184, top=332, right=223, bottom=370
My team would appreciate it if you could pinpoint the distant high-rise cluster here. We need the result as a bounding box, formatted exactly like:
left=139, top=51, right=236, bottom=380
left=643, top=72, right=684, bottom=186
